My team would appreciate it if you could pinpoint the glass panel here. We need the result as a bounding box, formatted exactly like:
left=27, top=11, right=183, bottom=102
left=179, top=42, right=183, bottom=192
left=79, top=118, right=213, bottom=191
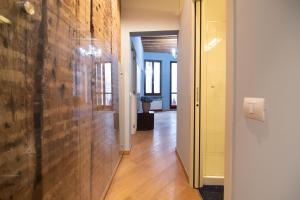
left=201, top=0, right=226, bottom=177
left=100, top=63, right=104, bottom=93
left=0, top=1, right=122, bottom=199
left=104, top=62, right=112, bottom=93
left=153, top=62, right=161, bottom=94
left=105, top=94, right=113, bottom=106
left=96, top=94, right=103, bottom=106
left=96, top=64, right=103, bottom=92
left=96, top=64, right=104, bottom=105
left=85, top=65, right=89, bottom=103
left=171, top=62, right=178, bottom=93
left=171, top=94, right=177, bottom=106
left=145, top=61, right=153, bottom=94
left=96, top=64, right=100, bottom=93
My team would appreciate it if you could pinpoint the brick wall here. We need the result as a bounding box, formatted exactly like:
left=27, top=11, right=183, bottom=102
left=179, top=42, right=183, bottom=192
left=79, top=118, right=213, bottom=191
left=0, top=0, right=121, bottom=199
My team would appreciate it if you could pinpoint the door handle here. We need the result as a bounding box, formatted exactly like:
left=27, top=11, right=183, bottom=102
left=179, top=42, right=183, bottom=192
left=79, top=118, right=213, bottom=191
left=196, top=87, right=200, bottom=107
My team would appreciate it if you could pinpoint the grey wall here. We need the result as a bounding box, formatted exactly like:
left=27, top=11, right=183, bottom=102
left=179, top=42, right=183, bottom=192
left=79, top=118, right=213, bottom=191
left=232, top=0, right=300, bottom=199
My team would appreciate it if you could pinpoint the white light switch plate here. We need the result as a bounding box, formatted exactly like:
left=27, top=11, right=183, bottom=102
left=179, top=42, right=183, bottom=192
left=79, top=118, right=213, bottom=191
left=243, top=98, right=265, bottom=122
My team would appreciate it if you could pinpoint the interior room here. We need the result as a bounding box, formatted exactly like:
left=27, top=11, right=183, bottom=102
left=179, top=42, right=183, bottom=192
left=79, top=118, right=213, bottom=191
left=2, top=0, right=300, bottom=200
left=131, top=34, right=178, bottom=113
left=128, top=32, right=179, bottom=144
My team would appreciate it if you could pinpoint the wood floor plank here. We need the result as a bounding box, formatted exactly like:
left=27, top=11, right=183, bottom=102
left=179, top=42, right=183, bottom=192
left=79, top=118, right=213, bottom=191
left=105, top=111, right=202, bottom=200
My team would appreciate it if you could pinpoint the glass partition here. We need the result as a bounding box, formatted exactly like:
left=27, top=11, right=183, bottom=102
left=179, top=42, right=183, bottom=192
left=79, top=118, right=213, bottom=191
left=0, top=0, right=121, bottom=199
left=201, top=0, right=226, bottom=181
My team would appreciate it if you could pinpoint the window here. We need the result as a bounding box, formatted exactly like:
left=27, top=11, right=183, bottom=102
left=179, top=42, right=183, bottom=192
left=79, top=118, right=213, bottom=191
left=144, top=60, right=161, bottom=95
left=96, top=62, right=113, bottom=108
left=170, top=62, right=177, bottom=109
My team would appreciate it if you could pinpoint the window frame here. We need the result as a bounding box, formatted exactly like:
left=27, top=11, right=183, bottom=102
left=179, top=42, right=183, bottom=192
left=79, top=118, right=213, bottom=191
left=144, top=60, right=162, bottom=96
left=170, top=61, right=178, bottom=109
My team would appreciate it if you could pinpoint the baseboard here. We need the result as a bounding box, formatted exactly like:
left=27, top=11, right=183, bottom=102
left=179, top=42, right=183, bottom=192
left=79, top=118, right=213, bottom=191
left=101, top=155, right=123, bottom=200
left=203, top=176, right=224, bottom=186
left=120, top=144, right=132, bottom=155
left=175, top=149, right=190, bottom=182
left=151, top=109, right=163, bottom=112
left=120, top=150, right=131, bottom=155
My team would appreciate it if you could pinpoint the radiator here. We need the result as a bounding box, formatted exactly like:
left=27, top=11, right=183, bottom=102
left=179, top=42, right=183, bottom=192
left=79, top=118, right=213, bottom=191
left=150, top=99, right=163, bottom=110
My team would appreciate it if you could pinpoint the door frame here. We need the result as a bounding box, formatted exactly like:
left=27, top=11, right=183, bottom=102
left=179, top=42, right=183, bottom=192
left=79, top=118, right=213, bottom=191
left=192, top=0, right=234, bottom=200
left=224, top=0, right=234, bottom=199
left=193, top=0, right=202, bottom=188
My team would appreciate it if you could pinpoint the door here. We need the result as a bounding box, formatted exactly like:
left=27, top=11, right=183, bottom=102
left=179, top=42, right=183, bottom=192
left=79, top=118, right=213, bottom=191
left=193, top=0, right=202, bottom=188
left=194, top=0, right=227, bottom=188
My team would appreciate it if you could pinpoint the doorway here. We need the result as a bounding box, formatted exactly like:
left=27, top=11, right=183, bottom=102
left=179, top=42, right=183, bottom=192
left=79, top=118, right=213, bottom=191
left=129, top=31, right=179, bottom=139
left=194, top=0, right=227, bottom=199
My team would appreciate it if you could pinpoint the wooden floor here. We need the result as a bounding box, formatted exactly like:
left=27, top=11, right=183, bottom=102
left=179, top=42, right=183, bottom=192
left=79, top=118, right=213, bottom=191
left=105, top=111, right=202, bottom=200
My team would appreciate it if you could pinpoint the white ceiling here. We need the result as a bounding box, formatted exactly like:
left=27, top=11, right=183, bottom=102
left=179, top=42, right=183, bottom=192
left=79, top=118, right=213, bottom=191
left=122, top=0, right=182, bottom=15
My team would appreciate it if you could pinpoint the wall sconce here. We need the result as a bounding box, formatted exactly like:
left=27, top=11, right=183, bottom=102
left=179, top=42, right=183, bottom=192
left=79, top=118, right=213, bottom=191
left=16, top=1, right=35, bottom=16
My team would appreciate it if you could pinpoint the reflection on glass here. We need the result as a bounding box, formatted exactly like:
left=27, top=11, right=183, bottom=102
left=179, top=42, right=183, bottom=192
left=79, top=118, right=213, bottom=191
left=96, top=63, right=104, bottom=105
left=72, top=51, right=82, bottom=97
left=145, top=61, right=153, bottom=94
left=105, top=63, right=112, bottom=93
left=95, top=62, right=113, bottom=107
left=105, top=94, right=112, bottom=105
left=104, top=62, right=112, bottom=106
left=153, top=62, right=161, bottom=94
left=85, top=65, right=89, bottom=103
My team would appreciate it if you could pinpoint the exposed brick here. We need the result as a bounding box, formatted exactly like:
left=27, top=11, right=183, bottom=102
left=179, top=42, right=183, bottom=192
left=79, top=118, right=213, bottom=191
left=0, top=0, right=121, bottom=199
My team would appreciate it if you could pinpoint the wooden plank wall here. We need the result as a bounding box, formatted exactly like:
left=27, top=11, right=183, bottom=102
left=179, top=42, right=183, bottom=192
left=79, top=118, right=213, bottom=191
left=0, top=0, right=121, bottom=199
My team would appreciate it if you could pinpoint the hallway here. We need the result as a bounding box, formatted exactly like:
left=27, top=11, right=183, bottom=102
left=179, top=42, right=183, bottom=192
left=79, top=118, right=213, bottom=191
left=105, top=111, right=201, bottom=200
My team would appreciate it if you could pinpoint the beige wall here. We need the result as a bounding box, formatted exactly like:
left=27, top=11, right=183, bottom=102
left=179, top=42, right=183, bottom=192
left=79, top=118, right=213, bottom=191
left=231, top=0, right=300, bottom=199
left=120, top=0, right=180, bottom=150
left=177, top=0, right=195, bottom=182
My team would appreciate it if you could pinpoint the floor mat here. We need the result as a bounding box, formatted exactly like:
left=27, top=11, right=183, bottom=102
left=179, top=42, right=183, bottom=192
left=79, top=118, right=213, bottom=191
left=199, top=185, right=224, bottom=200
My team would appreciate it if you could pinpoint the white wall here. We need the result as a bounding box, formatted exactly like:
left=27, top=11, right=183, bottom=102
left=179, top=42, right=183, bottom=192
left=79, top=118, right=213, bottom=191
left=120, top=0, right=180, bottom=150
left=231, top=0, right=300, bottom=199
left=176, top=0, right=195, bottom=183
left=131, top=37, right=144, bottom=96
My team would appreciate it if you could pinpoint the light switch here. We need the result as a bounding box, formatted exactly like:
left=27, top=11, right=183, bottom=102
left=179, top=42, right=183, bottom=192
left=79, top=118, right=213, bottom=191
left=243, top=98, right=265, bottom=122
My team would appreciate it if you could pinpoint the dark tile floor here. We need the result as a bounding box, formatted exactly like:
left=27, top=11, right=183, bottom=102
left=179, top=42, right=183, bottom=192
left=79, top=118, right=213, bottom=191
left=199, top=185, right=224, bottom=200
